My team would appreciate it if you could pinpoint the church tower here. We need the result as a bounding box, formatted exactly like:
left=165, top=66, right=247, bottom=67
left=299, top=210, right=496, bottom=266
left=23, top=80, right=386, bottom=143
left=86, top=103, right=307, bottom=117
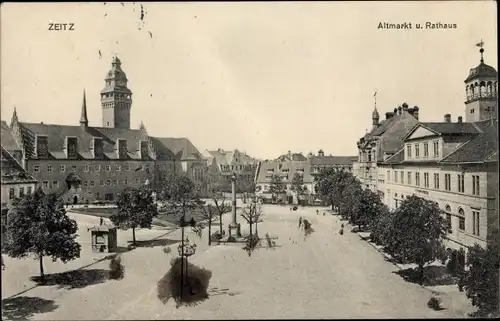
left=464, top=43, right=498, bottom=123
left=101, top=57, right=133, bottom=129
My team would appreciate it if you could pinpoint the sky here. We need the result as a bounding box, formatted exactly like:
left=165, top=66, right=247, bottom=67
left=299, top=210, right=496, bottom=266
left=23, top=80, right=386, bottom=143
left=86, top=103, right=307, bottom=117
left=1, top=1, right=497, bottom=160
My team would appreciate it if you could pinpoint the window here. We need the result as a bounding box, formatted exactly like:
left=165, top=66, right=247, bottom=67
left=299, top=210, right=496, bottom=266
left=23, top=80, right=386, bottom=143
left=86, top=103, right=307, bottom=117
left=472, top=211, right=480, bottom=236
left=446, top=214, right=452, bottom=233
left=43, top=181, right=48, bottom=189
left=47, top=165, right=53, bottom=172
left=415, top=144, right=420, bottom=157
left=53, top=181, right=59, bottom=189
left=116, top=165, right=121, bottom=171
left=406, top=144, right=412, bottom=158
left=60, top=165, right=66, bottom=172
left=472, top=175, right=480, bottom=195
left=84, top=165, right=89, bottom=172
left=72, top=165, right=77, bottom=172
left=387, top=170, right=391, bottom=181
left=95, top=165, right=101, bottom=172
left=9, top=188, right=15, bottom=199
left=125, top=165, right=130, bottom=171
left=458, top=208, right=465, bottom=230
left=90, top=180, right=95, bottom=187
left=434, top=173, right=440, bottom=189
left=407, top=172, right=412, bottom=185
left=400, top=171, right=404, bottom=184
left=457, top=174, right=464, bottom=193
left=424, top=173, right=429, bottom=188
left=433, top=141, right=439, bottom=157
left=27, top=186, right=32, bottom=195
left=124, top=179, right=128, bottom=185
left=136, top=178, right=140, bottom=184
left=415, top=172, right=420, bottom=186
left=113, top=180, right=118, bottom=186
left=471, top=108, right=475, bottom=114
left=106, top=180, right=111, bottom=186
left=105, top=165, right=111, bottom=172
left=395, top=171, right=398, bottom=183
left=445, top=174, right=451, bottom=191
left=33, top=165, right=40, bottom=172
left=100, top=180, right=104, bottom=186
left=423, top=143, right=429, bottom=157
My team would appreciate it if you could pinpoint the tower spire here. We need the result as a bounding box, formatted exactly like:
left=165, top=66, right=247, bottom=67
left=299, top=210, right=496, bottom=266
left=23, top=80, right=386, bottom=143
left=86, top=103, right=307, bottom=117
left=476, top=39, right=485, bottom=63
left=80, top=89, right=89, bottom=127
left=11, top=106, right=19, bottom=128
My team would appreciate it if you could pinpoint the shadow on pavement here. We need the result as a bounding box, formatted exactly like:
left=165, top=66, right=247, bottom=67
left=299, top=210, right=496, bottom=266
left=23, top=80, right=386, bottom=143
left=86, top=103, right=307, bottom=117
left=30, top=269, right=109, bottom=289
left=393, top=266, right=457, bottom=286
left=131, top=238, right=181, bottom=248
left=208, top=287, right=241, bottom=297
left=1, top=296, right=58, bottom=320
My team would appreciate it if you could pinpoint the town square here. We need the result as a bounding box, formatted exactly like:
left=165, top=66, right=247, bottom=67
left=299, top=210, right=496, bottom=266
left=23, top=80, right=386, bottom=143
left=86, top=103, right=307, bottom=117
left=1, top=2, right=498, bottom=320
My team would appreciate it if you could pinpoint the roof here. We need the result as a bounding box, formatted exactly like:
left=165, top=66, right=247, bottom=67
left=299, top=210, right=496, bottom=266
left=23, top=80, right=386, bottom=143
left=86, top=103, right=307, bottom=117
left=465, top=62, right=497, bottom=82
left=375, top=111, right=419, bottom=159
left=382, top=148, right=404, bottom=164
left=151, top=137, right=203, bottom=161
left=309, top=155, right=357, bottom=166
left=277, top=153, right=307, bottom=162
left=1, top=146, right=37, bottom=185
left=417, top=122, right=479, bottom=135
left=15, top=122, right=202, bottom=161
left=88, top=224, right=117, bottom=232
left=1, top=121, right=21, bottom=152
left=255, top=160, right=313, bottom=183
left=439, top=119, right=498, bottom=164
left=205, top=149, right=256, bottom=166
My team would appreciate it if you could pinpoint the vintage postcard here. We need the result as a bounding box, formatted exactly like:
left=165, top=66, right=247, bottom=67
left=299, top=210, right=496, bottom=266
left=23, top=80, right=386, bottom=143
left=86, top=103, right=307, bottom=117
left=0, top=1, right=498, bottom=320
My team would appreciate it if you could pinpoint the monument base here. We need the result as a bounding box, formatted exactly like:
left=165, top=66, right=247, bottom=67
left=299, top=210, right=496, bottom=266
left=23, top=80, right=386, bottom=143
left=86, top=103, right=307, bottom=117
left=228, top=223, right=241, bottom=238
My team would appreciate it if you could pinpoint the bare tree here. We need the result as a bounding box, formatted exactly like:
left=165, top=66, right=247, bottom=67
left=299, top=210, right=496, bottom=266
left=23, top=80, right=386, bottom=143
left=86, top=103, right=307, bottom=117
left=240, top=202, right=264, bottom=237
left=199, top=204, right=218, bottom=245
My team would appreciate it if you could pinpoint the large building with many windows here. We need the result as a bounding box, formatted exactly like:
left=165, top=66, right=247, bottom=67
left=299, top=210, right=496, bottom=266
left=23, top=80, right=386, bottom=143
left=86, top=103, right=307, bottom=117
left=378, top=46, right=498, bottom=252
left=5, top=57, right=206, bottom=204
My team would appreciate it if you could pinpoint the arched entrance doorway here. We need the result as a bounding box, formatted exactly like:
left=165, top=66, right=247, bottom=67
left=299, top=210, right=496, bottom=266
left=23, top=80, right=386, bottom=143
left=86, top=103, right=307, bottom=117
left=73, top=195, right=78, bottom=205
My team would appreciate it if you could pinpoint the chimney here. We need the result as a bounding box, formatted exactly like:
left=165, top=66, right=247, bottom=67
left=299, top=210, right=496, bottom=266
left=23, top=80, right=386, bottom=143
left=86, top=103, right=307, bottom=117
left=385, top=112, right=393, bottom=119
left=398, top=106, right=403, bottom=115
left=393, top=108, right=398, bottom=114
left=402, top=103, right=409, bottom=112
left=444, top=114, right=451, bottom=123
left=413, top=106, right=419, bottom=120
left=458, top=116, right=463, bottom=123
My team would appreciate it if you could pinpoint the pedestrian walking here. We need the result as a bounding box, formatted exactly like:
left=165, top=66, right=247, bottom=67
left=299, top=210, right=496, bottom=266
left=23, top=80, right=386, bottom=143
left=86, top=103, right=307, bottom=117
left=100, top=216, right=104, bottom=225
left=299, top=216, right=303, bottom=228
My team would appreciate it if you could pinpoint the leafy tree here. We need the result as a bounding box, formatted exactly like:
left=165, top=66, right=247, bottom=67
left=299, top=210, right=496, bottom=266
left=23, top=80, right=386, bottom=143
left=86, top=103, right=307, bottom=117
left=164, top=174, right=203, bottom=224
left=370, top=205, right=394, bottom=246
left=269, top=174, right=286, bottom=203
left=353, top=188, right=384, bottom=231
left=389, top=195, right=448, bottom=284
left=462, top=240, right=500, bottom=317
left=291, top=172, right=305, bottom=204
left=240, top=202, right=264, bottom=237
left=4, top=188, right=81, bottom=283
left=110, top=186, right=159, bottom=245
left=339, top=175, right=363, bottom=222
left=314, top=167, right=336, bottom=209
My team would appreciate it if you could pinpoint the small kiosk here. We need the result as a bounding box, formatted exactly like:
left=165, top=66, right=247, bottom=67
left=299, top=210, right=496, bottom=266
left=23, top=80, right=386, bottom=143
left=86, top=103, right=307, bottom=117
left=88, top=224, right=118, bottom=253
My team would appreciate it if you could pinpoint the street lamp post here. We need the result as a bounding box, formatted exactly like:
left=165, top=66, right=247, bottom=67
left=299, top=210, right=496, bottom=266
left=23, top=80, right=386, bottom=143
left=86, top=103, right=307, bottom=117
left=229, top=173, right=239, bottom=237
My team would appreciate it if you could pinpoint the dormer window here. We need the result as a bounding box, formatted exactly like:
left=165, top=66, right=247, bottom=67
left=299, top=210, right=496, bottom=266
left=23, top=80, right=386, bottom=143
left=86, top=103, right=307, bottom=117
left=92, top=137, right=104, bottom=159
left=36, top=135, right=49, bottom=159
left=117, top=139, right=128, bottom=159
left=65, top=137, right=78, bottom=159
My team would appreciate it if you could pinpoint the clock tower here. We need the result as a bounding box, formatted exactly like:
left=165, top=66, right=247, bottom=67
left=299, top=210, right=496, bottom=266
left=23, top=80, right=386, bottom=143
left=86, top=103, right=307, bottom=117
left=101, top=56, right=133, bottom=129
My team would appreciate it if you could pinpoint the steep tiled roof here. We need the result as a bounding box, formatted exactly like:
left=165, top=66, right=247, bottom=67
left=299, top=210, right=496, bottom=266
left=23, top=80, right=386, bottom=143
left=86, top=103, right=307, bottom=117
left=1, top=146, right=36, bottom=184
left=255, top=160, right=313, bottom=183
left=418, top=122, right=480, bottom=135
left=439, top=119, right=498, bottom=164
left=206, top=149, right=256, bottom=166
left=465, top=62, right=497, bottom=82
left=1, top=121, right=21, bottom=152
left=152, top=137, right=203, bottom=161
left=16, top=122, right=202, bottom=161
left=277, top=153, right=307, bottom=162
left=309, top=156, right=357, bottom=166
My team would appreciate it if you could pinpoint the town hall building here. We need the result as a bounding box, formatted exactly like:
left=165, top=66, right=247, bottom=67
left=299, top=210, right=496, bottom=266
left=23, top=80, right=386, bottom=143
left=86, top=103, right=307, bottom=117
left=6, top=57, right=207, bottom=204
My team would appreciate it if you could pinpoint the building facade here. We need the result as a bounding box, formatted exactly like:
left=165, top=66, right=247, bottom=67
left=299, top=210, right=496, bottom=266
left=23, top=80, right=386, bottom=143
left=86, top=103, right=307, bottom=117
left=378, top=47, right=498, bottom=253
left=5, top=57, right=206, bottom=204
